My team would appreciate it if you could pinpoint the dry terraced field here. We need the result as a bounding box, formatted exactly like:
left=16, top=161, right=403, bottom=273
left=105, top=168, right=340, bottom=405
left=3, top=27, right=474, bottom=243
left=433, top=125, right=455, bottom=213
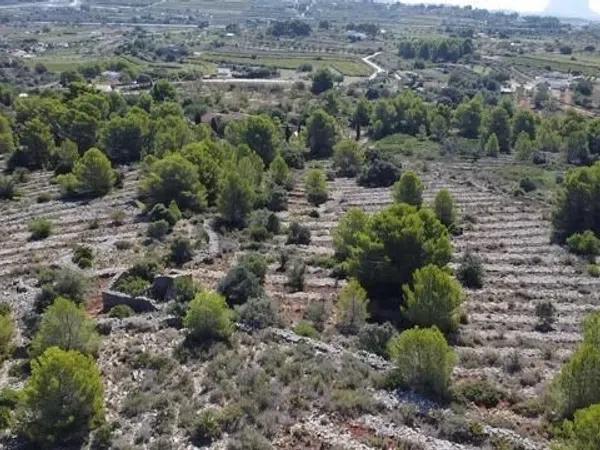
left=2, top=153, right=594, bottom=448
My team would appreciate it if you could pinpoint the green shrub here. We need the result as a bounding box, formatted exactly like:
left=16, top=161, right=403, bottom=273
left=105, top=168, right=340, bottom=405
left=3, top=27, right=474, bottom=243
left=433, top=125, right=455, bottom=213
left=191, top=409, right=222, bottom=446
left=265, top=183, right=288, bottom=212
left=0, top=303, right=11, bottom=317
left=504, top=351, right=522, bottom=374
left=456, top=252, right=484, bottom=289
left=438, top=414, right=486, bottom=446
left=454, top=379, right=506, bottom=408
left=217, top=266, right=263, bottom=306
left=337, top=279, right=370, bottom=334
left=166, top=277, right=201, bottom=318
left=238, top=252, right=268, bottom=283
left=269, top=154, right=291, bottom=188
left=515, top=132, right=534, bottom=161
left=333, top=139, right=364, bottom=177
left=10, top=118, right=54, bottom=169
left=108, top=304, right=134, bottom=319
left=28, top=218, right=53, bottom=240
left=305, top=301, right=328, bottom=332
left=557, top=403, right=600, bottom=450
left=358, top=322, right=396, bottom=357
left=0, top=175, right=16, bottom=200
left=286, top=259, right=305, bottom=292
left=249, top=209, right=280, bottom=238
left=249, top=223, right=269, bottom=242
left=147, top=220, right=170, bottom=240
left=169, top=236, right=194, bottom=266
left=236, top=296, right=279, bottom=330
left=434, top=189, right=456, bottom=229
left=30, top=297, right=100, bottom=357
left=57, top=148, right=116, bottom=198
left=535, top=301, right=557, bottom=333
left=140, top=153, right=207, bottom=212
left=393, top=171, right=424, bottom=207
left=173, top=277, right=200, bottom=304
left=551, top=312, right=600, bottom=418
left=110, top=210, right=126, bottom=226
left=402, top=265, right=464, bottom=334
left=567, top=230, right=600, bottom=257
left=127, top=258, right=160, bottom=281
left=311, top=69, right=334, bottom=95
left=329, top=388, right=375, bottom=417
left=36, top=192, right=52, bottom=203
left=388, top=327, right=456, bottom=399
left=286, top=222, right=311, bottom=245
left=114, top=275, right=149, bottom=297
left=519, top=177, right=537, bottom=193
left=485, top=133, right=499, bottom=157
left=305, top=108, right=337, bottom=158
left=0, top=313, right=14, bottom=360
left=184, top=291, right=233, bottom=342
left=304, top=168, right=328, bottom=206
left=114, top=240, right=132, bottom=250
left=588, top=264, right=600, bottom=278
left=51, top=139, right=78, bottom=175
left=148, top=201, right=182, bottom=227
left=19, top=347, right=105, bottom=446
left=282, top=143, right=305, bottom=169
left=294, top=320, right=319, bottom=338
left=227, top=427, right=271, bottom=450
left=358, top=153, right=400, bottom=188
left=218, top=172, right=255, bottom=228
left=511, top=398, right=545, bottom=419
left=0, top=388, right=22, bottom=431
left=332, top=208, right=368, bottom=261
left=225, top=114, right=281, bottom=165
left=72, top=245, right=93, bottom=269
left=34, top=268, right=88, bottom=312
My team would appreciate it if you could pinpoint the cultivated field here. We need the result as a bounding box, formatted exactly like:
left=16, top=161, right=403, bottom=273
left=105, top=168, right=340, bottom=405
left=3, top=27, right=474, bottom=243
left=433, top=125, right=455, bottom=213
left=193, top=51, right=373, bottom=77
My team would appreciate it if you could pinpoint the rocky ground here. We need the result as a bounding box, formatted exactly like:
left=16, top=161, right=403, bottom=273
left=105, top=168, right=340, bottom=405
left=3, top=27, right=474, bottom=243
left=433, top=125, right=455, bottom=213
left=3, top=153, right=589, bottom=449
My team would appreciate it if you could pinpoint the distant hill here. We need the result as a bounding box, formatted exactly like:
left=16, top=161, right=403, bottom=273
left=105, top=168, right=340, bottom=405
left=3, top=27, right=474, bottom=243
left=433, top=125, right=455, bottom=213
left=545, top=0, right=597, bottom=19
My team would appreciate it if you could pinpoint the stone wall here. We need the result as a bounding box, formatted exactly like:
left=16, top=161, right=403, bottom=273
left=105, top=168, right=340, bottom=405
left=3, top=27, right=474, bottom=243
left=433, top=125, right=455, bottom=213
left=102, top=289, right=158, bottom=313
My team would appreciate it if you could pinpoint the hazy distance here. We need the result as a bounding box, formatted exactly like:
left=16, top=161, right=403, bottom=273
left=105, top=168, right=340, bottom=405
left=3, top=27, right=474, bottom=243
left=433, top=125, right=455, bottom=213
left=395, top=0, right=600, bottom=18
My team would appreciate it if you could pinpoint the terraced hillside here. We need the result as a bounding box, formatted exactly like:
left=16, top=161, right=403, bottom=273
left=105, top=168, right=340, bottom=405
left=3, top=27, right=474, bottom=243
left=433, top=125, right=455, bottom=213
left=2, top=152, right=593, bottom=449
left=0, top=162, right=145, bottom=318
left=268, top=155, right=598, bottom=445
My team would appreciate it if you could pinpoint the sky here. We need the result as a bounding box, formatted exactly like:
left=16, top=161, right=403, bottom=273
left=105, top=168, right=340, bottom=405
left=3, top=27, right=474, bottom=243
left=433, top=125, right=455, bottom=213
left=397, top=0, right=600, bottom=15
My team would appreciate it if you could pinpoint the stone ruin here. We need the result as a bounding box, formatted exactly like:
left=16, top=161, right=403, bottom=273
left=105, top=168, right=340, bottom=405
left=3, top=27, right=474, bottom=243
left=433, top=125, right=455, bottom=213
left=102, top=269, right=192, bottom=313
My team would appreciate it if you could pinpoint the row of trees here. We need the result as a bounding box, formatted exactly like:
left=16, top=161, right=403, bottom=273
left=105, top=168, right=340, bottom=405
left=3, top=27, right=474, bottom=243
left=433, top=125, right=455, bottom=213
left=398, top=37, right=474, bottom=63
left=269, top=19, right=311, bottom=38
left=2, top=81, right=182, bottom=170
left=362, top=89, right=600, bottom=165
left=0, top=80, right=341, bottom=216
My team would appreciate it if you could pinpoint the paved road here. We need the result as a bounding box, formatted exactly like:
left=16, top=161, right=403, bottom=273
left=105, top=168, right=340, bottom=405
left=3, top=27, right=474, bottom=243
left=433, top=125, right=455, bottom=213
left=194, top=78, right=295, bottom=85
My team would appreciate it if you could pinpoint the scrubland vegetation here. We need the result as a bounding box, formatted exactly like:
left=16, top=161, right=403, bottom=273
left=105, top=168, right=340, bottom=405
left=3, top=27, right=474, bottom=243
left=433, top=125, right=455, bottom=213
left=2, top=1, right=600, bottom=448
